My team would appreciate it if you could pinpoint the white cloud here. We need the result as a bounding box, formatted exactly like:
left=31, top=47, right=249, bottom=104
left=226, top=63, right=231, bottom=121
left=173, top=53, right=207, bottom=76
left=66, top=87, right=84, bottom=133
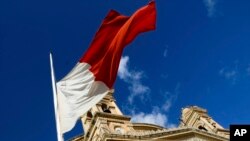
left=118, top=56, right=130, bottom=80
left=203, top=0, right=217, bottom=17
left=162, top=83, right=180, bottom=112
left=131, top=83, right=181, bottom=128
left=161, top=91, right=173, bottom=112
left=118, top=56, right=150, bottom=104
left=219, top=67, right=238, bottom=84
left=119, top=57, right=180, bottom=128
left=131, top=108, right=174, bottom=127
left=162, top=97, right=172, bottom=112
left=128, top=81, right=150, bottom=104
left=131, top=112, right=166, bottom=127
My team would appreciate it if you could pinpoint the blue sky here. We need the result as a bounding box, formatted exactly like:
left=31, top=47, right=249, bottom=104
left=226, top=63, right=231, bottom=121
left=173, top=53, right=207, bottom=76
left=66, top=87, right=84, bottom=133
left=1, top=0, right=250, bottom=140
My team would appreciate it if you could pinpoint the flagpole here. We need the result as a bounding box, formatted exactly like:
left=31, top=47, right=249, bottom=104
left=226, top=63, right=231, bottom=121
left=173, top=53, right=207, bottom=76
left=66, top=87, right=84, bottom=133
left=50, top=52, right=64, bottom=141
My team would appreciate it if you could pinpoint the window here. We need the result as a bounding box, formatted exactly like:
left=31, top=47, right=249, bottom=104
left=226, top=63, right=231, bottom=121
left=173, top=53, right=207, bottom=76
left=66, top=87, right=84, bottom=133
left=87, top=111, right=93, bottom=119
left=198, top=125, right=208, bottom=131
left=101, top=104, right=111, bottom=113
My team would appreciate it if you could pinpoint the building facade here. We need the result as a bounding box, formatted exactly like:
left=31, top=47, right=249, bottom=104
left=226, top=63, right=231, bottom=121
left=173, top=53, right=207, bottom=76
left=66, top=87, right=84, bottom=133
left=70, top=90, right=229, bottom=141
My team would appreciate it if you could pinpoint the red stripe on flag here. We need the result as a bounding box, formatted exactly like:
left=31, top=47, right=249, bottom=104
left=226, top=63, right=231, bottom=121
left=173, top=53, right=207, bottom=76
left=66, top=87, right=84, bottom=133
left=80, top=10, right=129, bottom=67
left=80, top=1, right=156, bottom=88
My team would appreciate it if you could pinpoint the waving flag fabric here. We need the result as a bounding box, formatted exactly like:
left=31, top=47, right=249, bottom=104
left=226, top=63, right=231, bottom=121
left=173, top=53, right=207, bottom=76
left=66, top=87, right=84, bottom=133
left=56, top=1, right=156, bottom=134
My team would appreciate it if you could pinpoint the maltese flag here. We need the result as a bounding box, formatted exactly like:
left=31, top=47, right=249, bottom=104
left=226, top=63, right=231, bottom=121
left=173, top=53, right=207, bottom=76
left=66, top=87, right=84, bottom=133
left=56, top=1, right=156, bottom=134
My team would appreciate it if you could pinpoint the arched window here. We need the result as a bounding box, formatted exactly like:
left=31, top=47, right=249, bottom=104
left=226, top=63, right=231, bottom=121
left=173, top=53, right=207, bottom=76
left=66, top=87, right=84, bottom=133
left=101, top=104, right=111, bottom=113
left=87, top=111, right=93, bottom=119
left=198, top=125, right=208, bottom=131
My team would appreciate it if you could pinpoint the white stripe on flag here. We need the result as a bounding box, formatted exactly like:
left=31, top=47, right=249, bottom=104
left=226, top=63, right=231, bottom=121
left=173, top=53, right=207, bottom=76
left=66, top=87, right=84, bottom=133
left=56, top=63, right=109, bottom=133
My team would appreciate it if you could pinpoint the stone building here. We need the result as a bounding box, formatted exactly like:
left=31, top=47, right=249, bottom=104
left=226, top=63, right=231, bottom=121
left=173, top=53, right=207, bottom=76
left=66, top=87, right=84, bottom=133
left=70, top=90, right=229, bottom=141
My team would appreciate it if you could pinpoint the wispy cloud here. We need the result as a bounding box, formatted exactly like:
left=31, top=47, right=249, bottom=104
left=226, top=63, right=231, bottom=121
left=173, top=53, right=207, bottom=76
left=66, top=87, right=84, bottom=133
left=163, top=47, right=168, bottom=58
left=119, top=56, right=180, bottom=128
left=203, top=0, right=217, bottom=17
left=162, top=94, right=172, bottom=112
left=131, top=83, right=181, bottom=128
left=219, top=68, right=237, bottom=79
left=219, top=66, right=238, bottom=84
left=118, top=56, right=150, bottom=104
left=246, top=65, right=250, bottom=76
left=162, top=83, right=180, bottom=112
left=131, top=107, right=176, bottom=128
left=219, top=61, right=250, bottom=82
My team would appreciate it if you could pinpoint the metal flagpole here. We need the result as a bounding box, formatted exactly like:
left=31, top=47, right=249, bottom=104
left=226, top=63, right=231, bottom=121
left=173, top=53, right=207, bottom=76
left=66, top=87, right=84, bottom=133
left=50, top=52, right=64, bottom=141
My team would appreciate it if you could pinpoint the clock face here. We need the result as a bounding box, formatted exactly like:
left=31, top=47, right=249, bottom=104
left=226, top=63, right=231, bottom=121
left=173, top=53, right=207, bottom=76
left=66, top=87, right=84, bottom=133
left=115, top=127, right=124, bottom=134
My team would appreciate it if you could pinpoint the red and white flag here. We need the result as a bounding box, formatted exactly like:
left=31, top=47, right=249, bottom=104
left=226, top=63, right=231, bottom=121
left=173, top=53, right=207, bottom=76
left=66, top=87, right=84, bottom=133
left=56, top=1, right=156, bottom=134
